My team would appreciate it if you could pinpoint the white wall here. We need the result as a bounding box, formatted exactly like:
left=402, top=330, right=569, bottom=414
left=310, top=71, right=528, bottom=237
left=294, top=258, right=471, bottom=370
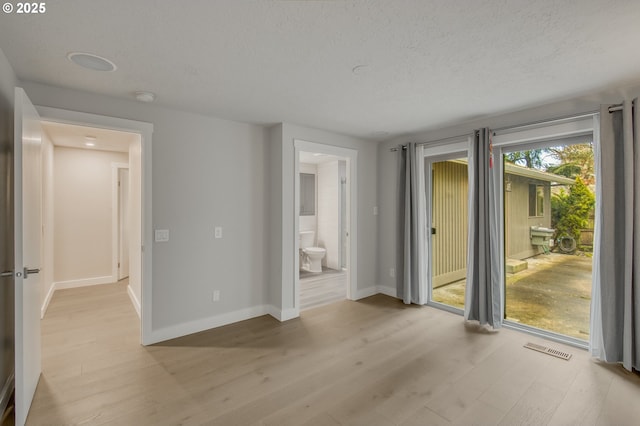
left=317, top=160, right=340, bottom=269
left=40, top=132, right=54, bottom=316
left=53, top=147, right=128, bottom=284
left=128, top=139, right=142, bottom=315
left=298, top=163, right=316, bottom=233
left=22, top=81, right=270, bottom=337
left=270, top=123, right=378, bottom=315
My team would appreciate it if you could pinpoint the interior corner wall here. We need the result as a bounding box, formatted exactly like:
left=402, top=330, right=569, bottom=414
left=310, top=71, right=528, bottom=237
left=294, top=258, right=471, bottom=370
left=278, top=123, right=378, bottom=313
left=268, top=124, right=283, bottom=311
left=53, top=146, right=128, bottom=284
left=21, top=81, right=271, bottom=337
left=40, top=132, right=54, bottom=315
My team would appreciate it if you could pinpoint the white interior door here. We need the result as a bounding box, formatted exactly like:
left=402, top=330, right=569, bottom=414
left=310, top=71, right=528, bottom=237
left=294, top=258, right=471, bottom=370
left=118, top=168, right=130, bottom=280
left=14, top=88, right=42, bottom=426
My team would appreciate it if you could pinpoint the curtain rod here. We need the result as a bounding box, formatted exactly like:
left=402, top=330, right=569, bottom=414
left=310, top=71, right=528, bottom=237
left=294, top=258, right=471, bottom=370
left=608, top=104, right=623, bottom=113
left=389, top=133, right=469, bottom=152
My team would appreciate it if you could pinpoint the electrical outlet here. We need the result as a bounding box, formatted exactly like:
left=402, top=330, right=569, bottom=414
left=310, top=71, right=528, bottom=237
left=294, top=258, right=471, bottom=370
left=389, top=268, right=395, bottom=278
left=213, top=290, right=220, bottom=302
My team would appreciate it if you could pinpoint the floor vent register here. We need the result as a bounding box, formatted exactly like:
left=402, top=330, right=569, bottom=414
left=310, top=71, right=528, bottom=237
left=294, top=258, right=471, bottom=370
left=523, top=342, right=572, bottom=361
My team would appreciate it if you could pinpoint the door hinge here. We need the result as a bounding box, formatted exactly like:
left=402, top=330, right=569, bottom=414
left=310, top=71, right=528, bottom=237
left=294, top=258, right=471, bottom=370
left=118, top=262, right=120, bottom=268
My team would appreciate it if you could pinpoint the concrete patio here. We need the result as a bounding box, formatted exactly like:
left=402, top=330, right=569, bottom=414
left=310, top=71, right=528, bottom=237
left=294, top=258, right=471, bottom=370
left=432, top=253, right=593, bottom=340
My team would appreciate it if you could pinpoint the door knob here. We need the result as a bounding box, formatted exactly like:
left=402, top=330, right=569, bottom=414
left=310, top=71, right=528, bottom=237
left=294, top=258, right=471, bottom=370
left=23, top=267, right=40, bottom=279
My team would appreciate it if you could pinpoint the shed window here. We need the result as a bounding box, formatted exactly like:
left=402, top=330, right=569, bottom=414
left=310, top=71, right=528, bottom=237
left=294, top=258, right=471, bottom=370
left=528, top=184, right=544, bottom=217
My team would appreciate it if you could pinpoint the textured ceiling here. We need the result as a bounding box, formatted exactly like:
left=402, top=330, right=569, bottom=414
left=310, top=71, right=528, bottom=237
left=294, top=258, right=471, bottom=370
left=1, top=0, right=640, bottom=139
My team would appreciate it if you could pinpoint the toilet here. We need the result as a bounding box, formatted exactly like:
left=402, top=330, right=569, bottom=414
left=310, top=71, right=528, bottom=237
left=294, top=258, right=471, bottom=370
left=299, top=231, right=326, bottom=273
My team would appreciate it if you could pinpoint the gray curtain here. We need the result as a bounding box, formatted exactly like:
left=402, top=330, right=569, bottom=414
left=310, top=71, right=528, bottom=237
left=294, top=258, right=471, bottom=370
left=397, top=143, right=420, bottom=304
left=465, top=129, right=503, bottom=327
left=591, top=100, right=640, bottom=372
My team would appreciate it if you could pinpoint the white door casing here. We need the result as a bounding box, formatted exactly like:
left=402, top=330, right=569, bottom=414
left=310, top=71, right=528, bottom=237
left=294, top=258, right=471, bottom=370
left=118, top=168, right=130, bottom=280
left=14, top=87, right=42, bottom=426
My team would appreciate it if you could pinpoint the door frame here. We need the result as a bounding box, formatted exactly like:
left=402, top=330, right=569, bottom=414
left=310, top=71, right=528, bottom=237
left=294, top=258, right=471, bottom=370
left=294, top=139, right=358, bottom=313
left=112, top=163, right=129, bottom=281
left=35, top=106, right=154, bottom=345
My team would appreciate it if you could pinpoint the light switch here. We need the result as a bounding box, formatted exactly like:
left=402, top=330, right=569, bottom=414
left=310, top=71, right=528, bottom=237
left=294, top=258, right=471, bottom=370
left=155, top=229, right=169, bottom=242
left=373, top=206, right=379, bottom=215
left=215, top=227, right=223, bottom=239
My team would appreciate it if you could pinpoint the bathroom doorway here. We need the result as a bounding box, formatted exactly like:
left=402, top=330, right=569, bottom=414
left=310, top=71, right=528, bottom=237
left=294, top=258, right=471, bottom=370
left=294, top=140, right=357, bottom=312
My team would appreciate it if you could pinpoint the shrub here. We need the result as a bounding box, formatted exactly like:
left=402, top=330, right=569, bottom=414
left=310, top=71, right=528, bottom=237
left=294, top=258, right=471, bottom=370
left=551, top=177, right=595, bottom=249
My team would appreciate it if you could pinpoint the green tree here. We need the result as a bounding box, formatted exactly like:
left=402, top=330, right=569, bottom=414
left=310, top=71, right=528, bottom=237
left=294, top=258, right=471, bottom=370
left=546, top=143, right=594, bottom=186
left=551, top=177, right=595, bottom=249
left=504, top=149, right=548, bottom=169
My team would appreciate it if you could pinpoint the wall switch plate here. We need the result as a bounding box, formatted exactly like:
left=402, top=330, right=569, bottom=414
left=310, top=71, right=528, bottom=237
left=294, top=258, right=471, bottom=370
left=373, top=206, right=378, bottom=215
left=213, top=290, right=220, bottom=302
left=155, top=229, right=169, bottom=242
left=214, top=227, right=223, bottom=239
left=390, top=267, right=395, bottom=278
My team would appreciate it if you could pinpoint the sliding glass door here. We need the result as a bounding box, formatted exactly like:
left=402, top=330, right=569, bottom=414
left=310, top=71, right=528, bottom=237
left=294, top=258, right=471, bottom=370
left=494, top=114, right=598, bottom=343
left=421, top=139, right=470, bottom=312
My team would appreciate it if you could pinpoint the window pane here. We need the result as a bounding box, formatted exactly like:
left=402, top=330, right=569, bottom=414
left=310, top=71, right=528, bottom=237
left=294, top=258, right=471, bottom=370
left=536, top=185, right=544, bottom=216
left=528, top=184, right=536, bottom=217
left=504, top=143, right=595, bottom=340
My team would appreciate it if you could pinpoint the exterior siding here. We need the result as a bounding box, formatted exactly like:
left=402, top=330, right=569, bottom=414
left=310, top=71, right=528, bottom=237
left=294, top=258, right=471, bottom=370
left=431, top=161, right=468, bottom=287
left=504, top=174, right=552, bottom=260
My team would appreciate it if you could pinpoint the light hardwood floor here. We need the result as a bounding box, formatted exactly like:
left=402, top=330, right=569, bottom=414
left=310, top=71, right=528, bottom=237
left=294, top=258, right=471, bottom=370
left=27, top=281, right=640, bottom=425
left=300, top=268, right=347, bottom=311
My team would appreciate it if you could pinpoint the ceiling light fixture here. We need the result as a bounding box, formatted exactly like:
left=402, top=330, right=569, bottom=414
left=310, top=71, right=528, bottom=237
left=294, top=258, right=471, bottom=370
left=84, top=136, right=96, bottom=147
left=67, top=52, right=117, bottom=72
left=134, top=91, right=156, bottom=103
left=84, top=142, right=96, bottom=147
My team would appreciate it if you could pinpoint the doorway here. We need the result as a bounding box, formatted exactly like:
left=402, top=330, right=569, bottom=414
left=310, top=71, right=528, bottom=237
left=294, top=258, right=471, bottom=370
left=40, top=121, right=142, bottom=318
left=420, top=138, right=470, bottom=313
left=294, top=140, right=357, bottom=314
left=298, top=151, right=348, bottom=311
left=36, top=106, right=153, bottom=344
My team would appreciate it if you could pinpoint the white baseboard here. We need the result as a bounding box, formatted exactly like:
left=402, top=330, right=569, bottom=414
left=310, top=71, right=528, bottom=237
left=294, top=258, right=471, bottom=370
left=54, top=275, right=115, bottom=290
left=377, top=285, right=398, bottom=298
left=267, top=306, right=299, bottom=322
left=41, top=283, right=55, bottom=319
left=127, top=285, right=141, bottom=318
left=353, top=286, right=378, bottom=300
left=148, top=305, right=271, bottom=344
